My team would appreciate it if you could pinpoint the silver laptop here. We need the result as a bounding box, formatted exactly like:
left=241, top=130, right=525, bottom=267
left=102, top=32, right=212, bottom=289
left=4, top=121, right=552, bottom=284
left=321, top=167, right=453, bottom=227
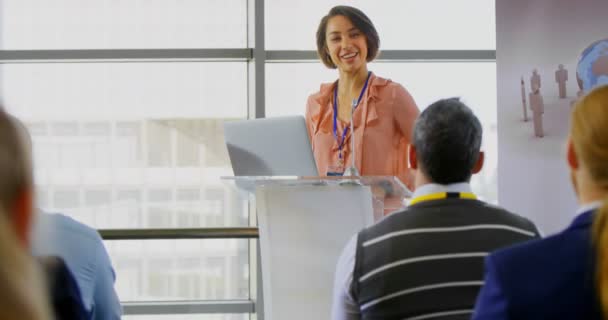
left=224, top=116, right=319, bottom=176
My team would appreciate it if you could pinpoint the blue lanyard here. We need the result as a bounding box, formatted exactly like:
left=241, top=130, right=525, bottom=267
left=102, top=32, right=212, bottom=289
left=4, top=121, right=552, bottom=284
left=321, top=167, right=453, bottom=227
left=332, top=71, right=372, bottom=163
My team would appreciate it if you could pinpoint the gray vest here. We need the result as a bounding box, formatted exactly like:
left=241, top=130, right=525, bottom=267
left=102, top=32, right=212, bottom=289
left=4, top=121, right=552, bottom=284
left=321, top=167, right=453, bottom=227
left=352, top=198, right=539, bottom=320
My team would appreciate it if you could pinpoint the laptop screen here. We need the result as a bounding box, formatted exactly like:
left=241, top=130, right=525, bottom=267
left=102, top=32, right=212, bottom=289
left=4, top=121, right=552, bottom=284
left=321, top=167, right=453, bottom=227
left=224, top=116, right=319, bottom=176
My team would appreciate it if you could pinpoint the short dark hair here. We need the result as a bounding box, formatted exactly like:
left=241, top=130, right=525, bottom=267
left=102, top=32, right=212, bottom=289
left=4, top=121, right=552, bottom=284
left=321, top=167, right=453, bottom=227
left=316, top=6, right=380, bottom=69
left=413, top=98, right=483, bottom=184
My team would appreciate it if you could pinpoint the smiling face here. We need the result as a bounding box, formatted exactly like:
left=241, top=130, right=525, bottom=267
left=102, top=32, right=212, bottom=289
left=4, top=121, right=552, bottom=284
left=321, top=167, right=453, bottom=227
left=325, top=15, right=368, bottom=74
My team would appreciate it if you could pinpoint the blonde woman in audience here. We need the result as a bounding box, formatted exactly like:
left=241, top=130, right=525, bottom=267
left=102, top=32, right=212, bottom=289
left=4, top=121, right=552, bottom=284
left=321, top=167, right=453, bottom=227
left=0, top=109, right=87, bottom=319
left=473, top=85, right=608, bottom=319
left=592, top=95, right=608, bottom=319
left=0, top=209, right=52, bottom=320
left=11, top=114, right=123, bottom=319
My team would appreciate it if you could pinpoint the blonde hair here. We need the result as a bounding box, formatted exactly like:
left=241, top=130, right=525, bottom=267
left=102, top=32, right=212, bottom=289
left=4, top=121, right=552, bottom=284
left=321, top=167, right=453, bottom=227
left=570, top=85, right=608, bottom=317
left=0, top=109, right=49, bottom=318
left=0, top=109, right=33, bottom=213
left=0, top=210, right=52, bottom=320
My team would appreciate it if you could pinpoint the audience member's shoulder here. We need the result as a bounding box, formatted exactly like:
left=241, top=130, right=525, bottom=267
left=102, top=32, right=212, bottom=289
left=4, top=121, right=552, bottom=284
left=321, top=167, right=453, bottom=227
left=477, top=201, right=538, bottom=229
left=491, top=223, right=589, bottom=267
left=45, top=213, right=101, bottom=241
left=362, top=206, right=416, bottom=234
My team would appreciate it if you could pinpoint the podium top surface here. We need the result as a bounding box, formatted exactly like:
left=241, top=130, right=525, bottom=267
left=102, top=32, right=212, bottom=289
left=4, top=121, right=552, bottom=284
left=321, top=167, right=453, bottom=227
left=221, top=175, right=412, bottom=198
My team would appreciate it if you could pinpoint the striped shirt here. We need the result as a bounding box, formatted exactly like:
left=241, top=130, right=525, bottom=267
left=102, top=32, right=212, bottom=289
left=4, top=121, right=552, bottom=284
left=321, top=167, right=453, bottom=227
left=331, top=183, right=540, bottom=320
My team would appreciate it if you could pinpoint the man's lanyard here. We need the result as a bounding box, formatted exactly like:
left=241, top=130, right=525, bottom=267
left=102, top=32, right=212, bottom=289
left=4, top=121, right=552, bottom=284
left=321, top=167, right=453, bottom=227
left=409, top=192, right=477, bottom=206
left=332, top=71, right=372, bottom=165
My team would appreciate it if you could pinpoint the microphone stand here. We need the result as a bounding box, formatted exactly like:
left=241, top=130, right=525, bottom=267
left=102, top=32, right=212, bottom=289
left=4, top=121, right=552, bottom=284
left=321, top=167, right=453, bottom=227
left=343, top=98, right=360, bottom=177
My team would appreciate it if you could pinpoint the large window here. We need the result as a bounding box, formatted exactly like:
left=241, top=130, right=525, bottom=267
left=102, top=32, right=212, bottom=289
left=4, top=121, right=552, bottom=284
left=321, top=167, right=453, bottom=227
left=106, top=240, right=248, bottom=302
left=2, top=62, right=248, bottom=229
left=0, top=0, right=248, bottom=49
left=0, top=59, right=251, bottom=315
left=0, top=0, right=496, bottom=317
left=266, top=0, right=495, bottom=50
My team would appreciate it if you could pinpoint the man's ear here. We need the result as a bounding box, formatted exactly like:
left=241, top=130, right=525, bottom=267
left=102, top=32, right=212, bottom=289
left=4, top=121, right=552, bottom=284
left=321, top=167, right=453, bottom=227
left=408, top=145, right=418, bottom=169
left=12, top=188, right=33, bottom=248
left=566, top=138, right=579, bottom=171
left=472, top=151, right=485, bottom=174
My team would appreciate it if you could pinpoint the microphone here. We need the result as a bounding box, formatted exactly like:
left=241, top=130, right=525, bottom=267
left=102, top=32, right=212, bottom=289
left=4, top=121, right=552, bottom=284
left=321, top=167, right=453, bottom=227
left=343, top=98, right=360, bottom=177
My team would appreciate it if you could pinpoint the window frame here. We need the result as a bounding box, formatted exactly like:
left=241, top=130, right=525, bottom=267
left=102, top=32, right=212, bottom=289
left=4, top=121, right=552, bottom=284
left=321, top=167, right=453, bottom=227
left=0, top=0, right=496, bottom=317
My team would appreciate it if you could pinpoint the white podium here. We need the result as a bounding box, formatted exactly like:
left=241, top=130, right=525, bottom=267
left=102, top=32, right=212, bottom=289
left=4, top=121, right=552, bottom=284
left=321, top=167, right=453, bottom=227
left=223, top=176, right=411, bottom=320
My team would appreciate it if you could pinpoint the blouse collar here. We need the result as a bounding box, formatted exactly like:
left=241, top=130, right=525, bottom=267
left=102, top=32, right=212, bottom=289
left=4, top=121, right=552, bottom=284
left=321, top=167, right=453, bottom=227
left=309, top=73, right=390, bottom=130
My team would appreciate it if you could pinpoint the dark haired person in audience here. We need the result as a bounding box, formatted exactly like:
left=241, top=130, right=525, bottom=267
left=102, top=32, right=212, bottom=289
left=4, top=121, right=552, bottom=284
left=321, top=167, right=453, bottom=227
left=11, top=115, right=122, bottom=319
left=472, top=86, right=608, bottom=319
left=0, top=108, right=88, bottom=319
left=331, top=98, right=540, bottom=320
left=306, top=5, right=419, bottom=189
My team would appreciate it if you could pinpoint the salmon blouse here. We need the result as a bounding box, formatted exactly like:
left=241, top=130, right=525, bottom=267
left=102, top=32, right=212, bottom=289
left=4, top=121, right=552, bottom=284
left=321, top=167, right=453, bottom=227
left=305, top=73, right=420, bottom=190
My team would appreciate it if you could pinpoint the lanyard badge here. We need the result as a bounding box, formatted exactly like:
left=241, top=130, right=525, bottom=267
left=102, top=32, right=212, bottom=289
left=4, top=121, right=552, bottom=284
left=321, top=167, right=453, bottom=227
left=331, top=71, right=372, bottom=171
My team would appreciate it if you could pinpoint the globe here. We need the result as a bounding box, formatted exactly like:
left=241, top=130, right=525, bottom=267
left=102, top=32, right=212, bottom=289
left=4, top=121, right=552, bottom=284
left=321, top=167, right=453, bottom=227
left=577, top=39, right=608, bottom=92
